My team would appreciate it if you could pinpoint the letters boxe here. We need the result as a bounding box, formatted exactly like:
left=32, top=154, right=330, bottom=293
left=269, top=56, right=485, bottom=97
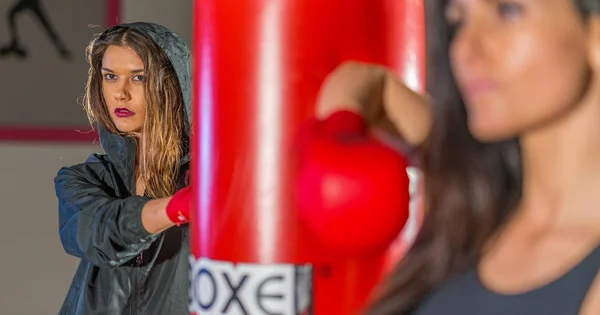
left=189, top=257, right=313, bottom=315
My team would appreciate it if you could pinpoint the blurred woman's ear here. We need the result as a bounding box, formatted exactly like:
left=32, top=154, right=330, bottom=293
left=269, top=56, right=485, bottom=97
left=587, top=16, right=600, bottom=71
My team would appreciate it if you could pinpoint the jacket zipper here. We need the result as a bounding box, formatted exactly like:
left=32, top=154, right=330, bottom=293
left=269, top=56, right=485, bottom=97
left=134, top=252, right=143, bottom=315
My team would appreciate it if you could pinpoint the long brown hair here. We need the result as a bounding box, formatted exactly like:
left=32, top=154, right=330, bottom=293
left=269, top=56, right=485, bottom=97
left=365, top=1, right=524, bottom=313
left=83, top=26, right=186, bottom=199
left=366, top=1, right=599, bottom=314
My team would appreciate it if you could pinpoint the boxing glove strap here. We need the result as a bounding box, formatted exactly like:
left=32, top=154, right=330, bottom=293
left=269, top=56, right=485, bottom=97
left=166, top=206, right=188, bottom=227
left=320, top=110, right=367, bottom=136
left=296, top=109, right=369, bottom=156
left=166, top=186, right=191, bottom=226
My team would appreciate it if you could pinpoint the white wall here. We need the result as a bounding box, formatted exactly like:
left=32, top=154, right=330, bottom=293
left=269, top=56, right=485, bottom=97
left=123, top=0, right=193, bottom=46
left=0, top=143, right=100, bottom=314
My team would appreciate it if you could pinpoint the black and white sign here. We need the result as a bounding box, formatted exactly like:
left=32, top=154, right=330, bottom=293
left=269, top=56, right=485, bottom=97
left=189, top=257, right=313, bottom=315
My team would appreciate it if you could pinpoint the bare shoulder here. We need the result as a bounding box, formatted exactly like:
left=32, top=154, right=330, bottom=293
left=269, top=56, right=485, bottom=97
left=581, top=271, right=600, bottom=315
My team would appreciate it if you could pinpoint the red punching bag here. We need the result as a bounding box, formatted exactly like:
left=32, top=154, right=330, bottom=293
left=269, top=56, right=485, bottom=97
left=190, top=0, right=425, bottom=314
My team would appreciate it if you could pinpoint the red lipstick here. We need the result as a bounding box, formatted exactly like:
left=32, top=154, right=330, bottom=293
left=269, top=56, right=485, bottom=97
left=114, top=108, right=135, bottom=117
left=461, top=79, right=496, bottom=100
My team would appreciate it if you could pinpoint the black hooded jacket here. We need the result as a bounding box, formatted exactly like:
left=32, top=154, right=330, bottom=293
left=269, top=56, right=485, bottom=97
left=54, top=22, right=191, bottom=315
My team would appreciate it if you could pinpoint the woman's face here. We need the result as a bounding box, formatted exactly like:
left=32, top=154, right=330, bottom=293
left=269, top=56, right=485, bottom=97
left=447, top=0, right=592, bottom=141
left=101, top=45, right=147, bottom=134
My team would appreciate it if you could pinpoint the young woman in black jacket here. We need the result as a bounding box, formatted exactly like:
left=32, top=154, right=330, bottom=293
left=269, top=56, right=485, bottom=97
left=54, top=22, right=192, bottom=315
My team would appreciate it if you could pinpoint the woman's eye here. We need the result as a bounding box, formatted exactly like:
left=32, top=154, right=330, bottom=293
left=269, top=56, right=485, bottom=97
left=444, top=4, right=463, bottom=34
left=497, top=1, right=522, bottom=20
left=133, top=75, right=145, bottom=82
left=104, top=73, right=116, bottom=81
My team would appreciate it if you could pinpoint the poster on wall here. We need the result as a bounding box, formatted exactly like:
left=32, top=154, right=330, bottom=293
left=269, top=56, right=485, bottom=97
left=0, top=0, right=113, bottom=141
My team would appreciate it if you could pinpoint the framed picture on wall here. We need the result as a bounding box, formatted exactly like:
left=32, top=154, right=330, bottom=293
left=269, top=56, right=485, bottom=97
left=0, top=0, right=120, bottom=142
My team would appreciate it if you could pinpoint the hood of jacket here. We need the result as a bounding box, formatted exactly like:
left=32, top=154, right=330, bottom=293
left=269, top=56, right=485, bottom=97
left=96, top=22, right=192, bottom=184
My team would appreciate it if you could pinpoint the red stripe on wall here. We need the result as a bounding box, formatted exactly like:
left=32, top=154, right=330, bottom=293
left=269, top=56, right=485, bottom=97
left=0, top=127, right=99, bottom=143
left=106, top=0, right=121, bottom=27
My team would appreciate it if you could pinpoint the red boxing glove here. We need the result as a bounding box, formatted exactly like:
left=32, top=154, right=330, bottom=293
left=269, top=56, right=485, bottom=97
left=297, top=110, right=367, bottom=148
left=166, top=186, right=192, bottom=226
left=296, top=110, right=410, bottom=256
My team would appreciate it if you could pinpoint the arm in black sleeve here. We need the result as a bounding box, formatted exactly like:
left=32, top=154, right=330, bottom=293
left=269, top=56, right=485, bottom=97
left=55, top=162, right=159, bottom=267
